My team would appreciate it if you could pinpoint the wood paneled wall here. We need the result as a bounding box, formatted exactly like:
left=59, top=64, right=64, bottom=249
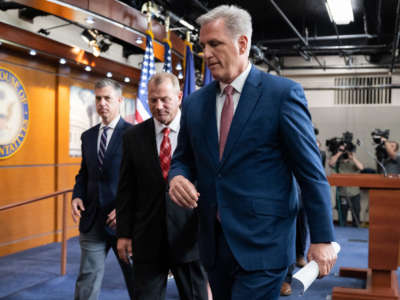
left=0, top=51, right=137, bottom=256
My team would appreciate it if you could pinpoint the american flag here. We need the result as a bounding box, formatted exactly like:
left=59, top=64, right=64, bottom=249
left=135, top=31, right=156, bottom=124
left=163, top=38, right=172, bottom=73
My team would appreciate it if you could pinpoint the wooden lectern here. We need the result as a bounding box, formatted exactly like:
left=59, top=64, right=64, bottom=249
left=328, top=173, right=400, bottom=300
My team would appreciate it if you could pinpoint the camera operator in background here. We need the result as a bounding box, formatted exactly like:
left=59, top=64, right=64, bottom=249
left=371, top=129, right=400, bottom=175
left=328, top=132, right=364, bottom=227
left=381, top=138, right=400, bottom=174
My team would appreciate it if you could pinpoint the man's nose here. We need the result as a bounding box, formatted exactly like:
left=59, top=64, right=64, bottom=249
left=203, top=45, right=212, bottom=59
left=155, top=100, right=164, bottom=110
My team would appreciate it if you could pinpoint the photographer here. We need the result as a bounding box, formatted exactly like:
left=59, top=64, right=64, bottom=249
left=381, top=138, right=400, bottom=174
left=329, top=144, right=364, bottom=227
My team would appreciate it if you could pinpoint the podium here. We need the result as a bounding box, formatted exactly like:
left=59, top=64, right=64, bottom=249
left=328, top=174, right=400, bottom=300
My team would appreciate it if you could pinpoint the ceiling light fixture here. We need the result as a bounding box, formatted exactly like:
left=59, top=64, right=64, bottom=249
left=135, top=37, right=143, bottom=45
left=59, top=58, right=67, bottom=64
left=85, top=17, right=95, bottom=25
left=106, top=72, right=112, bottom=78
left=178, top=71, right=183, bottom=80
left=81, top=29, right=97, bottom=45
left=97, top=40, right=111, bottom=52
left=175, top=62, right=182, bottom=71
left=85, top=65, right=92, bottom=72
left=92, top=44, right=101, bottom=57
left=325, top=0, right=354, bottom=25
left=29, top=49, right=37, bottom=56
left=124, top=77, right=130, bottom=83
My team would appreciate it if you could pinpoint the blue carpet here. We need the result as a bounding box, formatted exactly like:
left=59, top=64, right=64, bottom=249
left=0, top=226, right=398, bottom=299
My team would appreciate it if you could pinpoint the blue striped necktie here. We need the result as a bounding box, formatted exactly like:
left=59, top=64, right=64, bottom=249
left=98, top=126, right=110, bottom=169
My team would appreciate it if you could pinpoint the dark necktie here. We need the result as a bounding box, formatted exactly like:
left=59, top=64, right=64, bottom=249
left=98, top=126, right=110, bottom=169
left=160, top=127, right=171, bottom=181
left=219, top=85, right=234, bottom=160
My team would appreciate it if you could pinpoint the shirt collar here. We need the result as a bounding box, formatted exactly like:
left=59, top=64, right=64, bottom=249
left=153, top=110, right=181, bottom=135
left=218, top=62, right=252, bottom=96
left=101, top=115, right=120, bottom=130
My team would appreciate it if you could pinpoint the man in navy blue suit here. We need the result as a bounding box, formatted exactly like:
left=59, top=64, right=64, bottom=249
left=71, top=79, right=134, bottom=300
left=169, top=5, right=337, bottom=300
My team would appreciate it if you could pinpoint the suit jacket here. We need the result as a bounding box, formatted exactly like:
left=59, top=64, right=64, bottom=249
left=170, top=66, right=335, bottom=271
left=116, top=118, right=200, bottom=264
left=72, top=117, right=132, bottom=234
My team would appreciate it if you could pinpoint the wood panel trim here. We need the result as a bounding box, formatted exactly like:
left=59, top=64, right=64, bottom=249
left=0, top=22, right=141, bottom=83
left=12, top=0, right=185, bottom=57
left=0, top=163, right=80, bottom=169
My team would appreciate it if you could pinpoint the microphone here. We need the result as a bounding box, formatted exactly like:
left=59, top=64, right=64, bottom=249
left=356, top=139, right=387, bottom=177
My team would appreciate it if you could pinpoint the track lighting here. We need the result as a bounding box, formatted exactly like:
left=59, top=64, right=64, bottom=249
left=81, top=29, right=97, bottom=45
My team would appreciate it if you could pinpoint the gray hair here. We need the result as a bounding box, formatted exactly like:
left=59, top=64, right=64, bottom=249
left=94, top=79, right=122, bottom=96
left=196, top=5, right=252, bottom=55
left=148, top=72, right=180, bottom=94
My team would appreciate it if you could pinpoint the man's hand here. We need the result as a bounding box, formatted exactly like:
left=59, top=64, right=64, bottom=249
left=117, top=238, right=132, bottom=264
left=106, top=209, right=116, bottom=230
left=71, top=198, right=85, bottom=223
left=307, top=243, right=337, bottom=278
left=169, top=175, right=200, bottom=209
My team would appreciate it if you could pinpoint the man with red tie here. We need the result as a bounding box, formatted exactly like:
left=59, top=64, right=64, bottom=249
left=116, top=72, right=208, bottom=300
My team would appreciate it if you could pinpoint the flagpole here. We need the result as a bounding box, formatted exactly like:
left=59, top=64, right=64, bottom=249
left=183, top=31, right=192, bottom=77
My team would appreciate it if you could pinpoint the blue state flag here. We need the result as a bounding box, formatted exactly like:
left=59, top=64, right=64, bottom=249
left=203, top=63, right=213, bottom=86
left=182, top=42, right=195, bottom=100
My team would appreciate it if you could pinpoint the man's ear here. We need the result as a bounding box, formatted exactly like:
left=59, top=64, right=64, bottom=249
left=238, top=35, right=248, bottom=55
left=178, top=91, right=183, bottom=104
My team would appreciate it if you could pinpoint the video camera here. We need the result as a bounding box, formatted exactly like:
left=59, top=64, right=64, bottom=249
left=371, top=128, right=390, bottom=161
left=326, top=131, right=356, bottom=159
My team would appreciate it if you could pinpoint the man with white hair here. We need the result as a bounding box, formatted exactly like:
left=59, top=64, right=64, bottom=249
left=169, top=5, right=336, bottom=300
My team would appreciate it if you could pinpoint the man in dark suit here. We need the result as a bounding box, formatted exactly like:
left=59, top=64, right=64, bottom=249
left=71, top=79, right=134, bottom=300
left=169, top=5, right=337, bottom=300
left=116, top=72, right=208, bottom=300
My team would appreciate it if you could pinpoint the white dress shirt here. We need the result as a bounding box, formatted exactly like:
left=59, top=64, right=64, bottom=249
left=216, top=63, right=252, bottom=139
left=97, top=115, right=121, bottom=152
left=153, top=110, right=181, bottom=155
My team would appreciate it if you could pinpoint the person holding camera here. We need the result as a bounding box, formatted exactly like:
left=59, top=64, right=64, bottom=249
left=381, top=138, right=400, bottom=174
left=329, top=145, right=364, bottom=227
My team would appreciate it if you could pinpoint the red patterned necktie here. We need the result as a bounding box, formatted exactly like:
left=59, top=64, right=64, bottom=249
left=219, top=85, right=234, bottom=160
left=160, top=127, right=171, bottom=181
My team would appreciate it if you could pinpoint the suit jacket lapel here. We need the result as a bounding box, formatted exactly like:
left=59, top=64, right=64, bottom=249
left=143, top=118, right=165, bottom=181
left=203, top=82, right=220, bottom=166
left=90, top=124, right=100, bottom=168
left=219, top=66, right=262, bottom=166
left=104, top=118, right=124, bottom=160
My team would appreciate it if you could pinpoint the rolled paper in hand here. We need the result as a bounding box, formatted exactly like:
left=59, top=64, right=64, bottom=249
left=292, top=242, right=341, bottom=293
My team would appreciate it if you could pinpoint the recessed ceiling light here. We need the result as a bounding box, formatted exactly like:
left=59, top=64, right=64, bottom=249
left=106, top=72, right=112, bottom=78
left=135, top=37, right=143, bottom=45
left=59, top=58, right=67, bottom=64
left=29, top=49, right=37, bottom=56
left=85, top=65, right=92, bottom=72
left=85, top=17, right=95, bottom=25
left=175, top=62, right=182, bottom=71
